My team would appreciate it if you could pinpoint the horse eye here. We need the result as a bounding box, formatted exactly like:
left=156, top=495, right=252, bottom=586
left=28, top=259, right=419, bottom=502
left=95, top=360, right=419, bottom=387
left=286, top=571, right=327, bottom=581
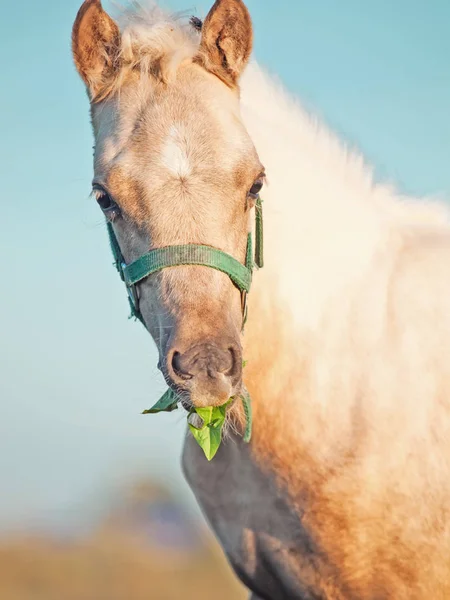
left=93, top=188, right=121, bottom=221
left=248, top=178, right=264, bottom=199
left=96, top=191, right=114, bottom=210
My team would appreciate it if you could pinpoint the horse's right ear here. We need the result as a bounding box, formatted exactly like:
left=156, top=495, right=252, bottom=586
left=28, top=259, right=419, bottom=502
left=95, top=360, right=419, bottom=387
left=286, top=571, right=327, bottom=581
left=72, top=0, right=121, bottom=101
left=195, top=0, right=253, bottom=88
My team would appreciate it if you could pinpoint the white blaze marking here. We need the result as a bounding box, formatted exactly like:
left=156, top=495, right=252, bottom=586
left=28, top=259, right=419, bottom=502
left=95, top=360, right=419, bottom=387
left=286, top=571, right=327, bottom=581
left=161, top=125, right=191, bottom=177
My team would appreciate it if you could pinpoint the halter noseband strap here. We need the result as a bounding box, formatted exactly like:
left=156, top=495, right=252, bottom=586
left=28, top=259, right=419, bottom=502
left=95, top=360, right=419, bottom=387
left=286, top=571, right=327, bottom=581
left=106, top=197, right=263, bottom=327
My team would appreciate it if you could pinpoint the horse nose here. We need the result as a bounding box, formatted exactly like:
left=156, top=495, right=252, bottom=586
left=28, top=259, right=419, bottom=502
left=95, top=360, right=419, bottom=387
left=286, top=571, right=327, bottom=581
left=167, top=342, right=242, bottom=406
left=172, top=343, right=236, bottom=378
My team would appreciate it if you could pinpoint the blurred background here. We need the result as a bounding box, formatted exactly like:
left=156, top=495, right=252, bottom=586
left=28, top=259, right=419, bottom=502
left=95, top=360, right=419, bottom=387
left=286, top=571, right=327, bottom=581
left=0, top=0, right=448, bottom=597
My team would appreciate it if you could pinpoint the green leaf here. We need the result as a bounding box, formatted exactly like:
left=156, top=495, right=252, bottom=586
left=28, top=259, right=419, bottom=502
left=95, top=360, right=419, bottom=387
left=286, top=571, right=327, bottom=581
left=194, top=404, right=230, bottom=426
left=142, top=387, right=252, bottom=460
left=216, top=403, right=230, bottom=419
left=142, top=388, right=179, bottom=414
left=188, top=402, right=234, bottom=460
left=242, top=360, right=248, bottom=368
left=189, top=422, right=223, bottom=461
left=194, top=406, right=214, bottom=425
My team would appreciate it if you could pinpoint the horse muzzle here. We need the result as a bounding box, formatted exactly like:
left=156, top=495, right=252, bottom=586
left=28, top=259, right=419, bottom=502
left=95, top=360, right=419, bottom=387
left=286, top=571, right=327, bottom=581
left=165, top=340, right=243, bottom=408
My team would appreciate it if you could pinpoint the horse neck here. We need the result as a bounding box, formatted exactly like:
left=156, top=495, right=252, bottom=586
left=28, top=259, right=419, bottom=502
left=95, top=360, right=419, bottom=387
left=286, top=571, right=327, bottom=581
left=240, top=65, right=389, bottom=465
left=242, top=64, right=386, bottom=335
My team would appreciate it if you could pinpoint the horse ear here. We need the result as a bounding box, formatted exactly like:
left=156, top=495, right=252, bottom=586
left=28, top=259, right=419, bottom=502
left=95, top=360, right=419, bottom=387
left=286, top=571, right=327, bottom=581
left=72, top=0, right=121, bottom=101
left=195, top=0, right=253, bottom=88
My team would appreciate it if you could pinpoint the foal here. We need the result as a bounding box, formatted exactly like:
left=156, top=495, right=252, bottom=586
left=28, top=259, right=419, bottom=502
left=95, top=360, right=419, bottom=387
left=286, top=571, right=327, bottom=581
left=72, top=1, right=450, bottom=597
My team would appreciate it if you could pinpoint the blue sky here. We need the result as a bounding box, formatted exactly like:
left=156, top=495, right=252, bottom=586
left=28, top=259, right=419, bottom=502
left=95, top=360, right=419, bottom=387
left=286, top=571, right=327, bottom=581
left=1, top=0, right=449, bottom=531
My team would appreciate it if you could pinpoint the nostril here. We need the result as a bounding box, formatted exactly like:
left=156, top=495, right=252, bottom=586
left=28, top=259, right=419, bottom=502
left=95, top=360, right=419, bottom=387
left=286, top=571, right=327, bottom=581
left=171, top=351, right=193, bottom=380
left=221, top=346, right=236, bottom=376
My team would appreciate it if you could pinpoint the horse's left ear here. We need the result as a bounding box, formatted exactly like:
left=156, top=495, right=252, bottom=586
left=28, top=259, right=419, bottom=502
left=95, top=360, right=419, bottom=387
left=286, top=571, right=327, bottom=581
left=195, top=0, right=253, bottom=88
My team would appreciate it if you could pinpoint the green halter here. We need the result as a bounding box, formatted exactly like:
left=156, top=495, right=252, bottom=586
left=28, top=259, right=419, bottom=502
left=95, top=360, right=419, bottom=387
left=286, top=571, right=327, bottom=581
left=106, top=197, right=264, bottom=444
left=107, top=197, right=263, bottom=326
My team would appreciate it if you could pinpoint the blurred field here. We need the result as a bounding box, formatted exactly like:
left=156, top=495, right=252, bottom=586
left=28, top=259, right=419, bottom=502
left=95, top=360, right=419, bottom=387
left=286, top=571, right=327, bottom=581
left=0, top=481, right=246, bottom=600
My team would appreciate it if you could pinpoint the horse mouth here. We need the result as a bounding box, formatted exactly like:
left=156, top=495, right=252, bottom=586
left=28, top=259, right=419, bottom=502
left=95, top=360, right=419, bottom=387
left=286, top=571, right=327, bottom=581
left=178, top=386, right=242, bottom=413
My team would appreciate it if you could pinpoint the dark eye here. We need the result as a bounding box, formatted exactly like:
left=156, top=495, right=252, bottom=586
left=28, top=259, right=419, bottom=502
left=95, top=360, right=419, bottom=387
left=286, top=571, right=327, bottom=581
left=93, top=187, right=120, bottom=220
left=248, top=178, right=264, bottom=199
left=96, top=191, right=113, bottom=210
